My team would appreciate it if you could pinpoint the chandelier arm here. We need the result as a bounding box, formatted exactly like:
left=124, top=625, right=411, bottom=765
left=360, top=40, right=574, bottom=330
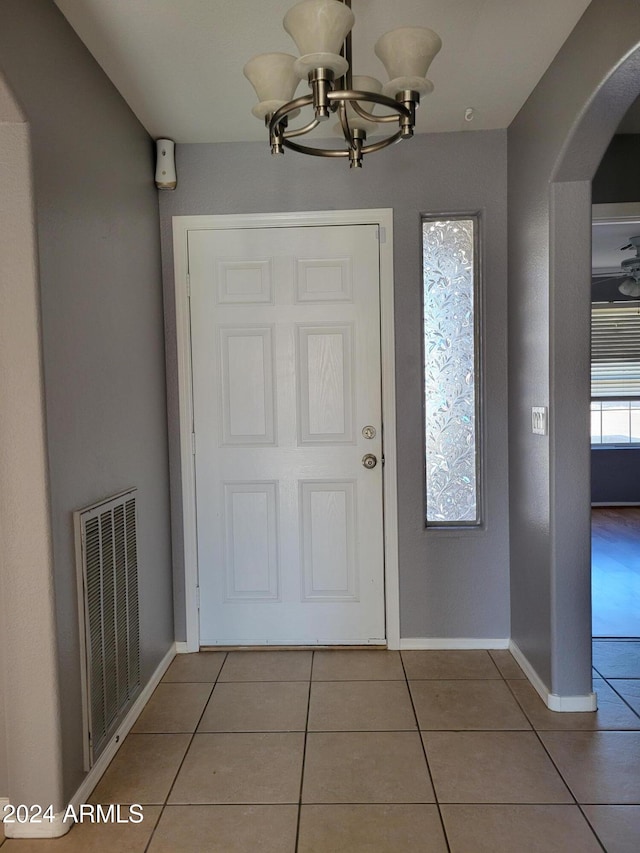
left=269, top=93, right=315, bottom=135
left=360, top=130, right=405, bottom=154
left=350, top=100, right=404, bottom=124
left=270, top=92, right=412, bottom=141
left=281, top=126, right=404, bottom=159
left=338, top=100, right=356, bottom=148
left=327, top=89, right=412, bottom=119
left=283, top=117, right=321, bottom=139
left=281, top=138, right=351, bottom=157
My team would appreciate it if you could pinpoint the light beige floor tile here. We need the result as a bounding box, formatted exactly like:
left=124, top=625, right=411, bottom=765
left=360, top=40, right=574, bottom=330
left=218, top=651, right=312, bottom=682
left=422, top=731, right=572, bottom=803
left=510, top=678, right=640, bottom=730
left=2, top=806, right=161, bottom=853
left=198, top=681, right=309, bottom=732
left=410, top=680, right=530, bottom=730
left=147, top=805, right=298, bottom=853
left=302, top=731, right=434, bottom=803
left=402, top=650, right=501, bottom=680
left=132, top=683, right=212, bottom=733
left=162, top=652, right=226, bottom=683
left=608, top=679, right=640, bottom=716
left=308, top=680, right=416, bottom=731
left=168, top=732, right=304, bottom=804
left=441, top=805, right=603, bottom=853
left=540, top=731, right=640, bottom=803
left=592, top=641, right=640, bottom=678
left=312, top=649, right=404, bottom=680
left=489, top=649, right=526, bottom=679
left=583, top=805, right=640, bottom=853
left=298, top=804, right=448, bottom=853
left=89, top=734, right=191, bottom=805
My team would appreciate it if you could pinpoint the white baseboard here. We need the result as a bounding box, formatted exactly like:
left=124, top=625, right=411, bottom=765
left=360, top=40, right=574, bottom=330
left=546, top=692, right=598, bottom=712
left=175, top=641, right=191, bottom=654
left=509, top=640, right=597, bottom=712
left=2, top=643, right=176, bottom=839
left=400, top=637, right=510, bottom=650
left=2, top=806, right=71, bottom=839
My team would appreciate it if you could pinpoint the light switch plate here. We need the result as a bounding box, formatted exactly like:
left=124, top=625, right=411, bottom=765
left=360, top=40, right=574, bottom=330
left=532, top=406, right=548, bottom=435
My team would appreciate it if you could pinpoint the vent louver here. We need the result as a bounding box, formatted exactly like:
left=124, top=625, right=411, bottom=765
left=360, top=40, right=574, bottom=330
left=75, top=489, right=140, bottom=767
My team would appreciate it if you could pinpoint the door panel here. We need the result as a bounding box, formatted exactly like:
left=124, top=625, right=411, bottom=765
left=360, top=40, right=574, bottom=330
left=189, top=224, right=384, bottom=645
left=298, top=324, right=353, bottom=443
left=220, top=327, right=275, bottom=444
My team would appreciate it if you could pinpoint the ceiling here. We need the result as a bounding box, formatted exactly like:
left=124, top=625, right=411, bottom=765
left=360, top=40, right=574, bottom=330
left=592, top=219, right=640, bottom=302
left=53, top=0, right=593, bottom=144
left=593, top=222, right=640, bottom=275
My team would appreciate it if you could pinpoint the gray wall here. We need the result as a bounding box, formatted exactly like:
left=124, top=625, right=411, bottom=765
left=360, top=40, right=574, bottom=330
left=0, top=0, right=173, bottom=802
left=508, top=0, right=640, bottom=696
left=592, top=449, right=640, bottom=503
left=160, top=130, right=510, bottom=641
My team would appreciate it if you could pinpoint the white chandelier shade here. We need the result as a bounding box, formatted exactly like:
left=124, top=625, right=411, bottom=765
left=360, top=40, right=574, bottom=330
left=243, top=53, right=301, bottom=119
left=375, top=27, right=442, bottom=96
left=244, top=0, right=443, bottom=167
left=283, top=0, right=354, bottom=77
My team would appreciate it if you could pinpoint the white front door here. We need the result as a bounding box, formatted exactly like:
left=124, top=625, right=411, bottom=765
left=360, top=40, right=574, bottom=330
left=189, top=223, right=385, bottom=645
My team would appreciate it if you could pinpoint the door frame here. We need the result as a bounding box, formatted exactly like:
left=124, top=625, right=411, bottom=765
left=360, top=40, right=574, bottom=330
left=173, top=209, right=399, bottom=651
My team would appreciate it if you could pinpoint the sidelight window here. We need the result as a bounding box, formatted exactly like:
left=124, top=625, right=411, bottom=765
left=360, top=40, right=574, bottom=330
left=423, top=216, right=481, bottom=526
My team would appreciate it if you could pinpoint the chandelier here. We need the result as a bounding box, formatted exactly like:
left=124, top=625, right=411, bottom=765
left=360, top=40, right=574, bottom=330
left=243, top=0, right=442, bottom=168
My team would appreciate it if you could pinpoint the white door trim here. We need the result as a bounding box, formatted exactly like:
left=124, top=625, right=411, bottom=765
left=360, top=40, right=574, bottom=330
left=172, top=209, right=399, bottom=651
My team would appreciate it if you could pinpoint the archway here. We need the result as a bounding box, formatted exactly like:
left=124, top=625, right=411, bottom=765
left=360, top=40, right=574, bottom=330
left=508, top=0, right=640, bottom=705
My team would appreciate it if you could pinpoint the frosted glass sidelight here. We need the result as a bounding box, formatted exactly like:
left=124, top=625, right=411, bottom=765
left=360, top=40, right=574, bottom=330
left=423, top=218, right=479, bottom=525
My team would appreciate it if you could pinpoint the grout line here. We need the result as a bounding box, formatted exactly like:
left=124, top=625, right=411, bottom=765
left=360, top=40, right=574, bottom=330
left=520, top=718, right=580, bottom=804
left=601, top=676, right=640, bottom=722
left=139, top=804, right=164, bottom=853
left=294, top=652, right=313, bottom=853
left=496, top=680, right=608, bottom=852
left=142, top=652, right=228, bottom=852
left=400, top=653, right=452, bottom=853
left=575, top=803, right=610, bottom=853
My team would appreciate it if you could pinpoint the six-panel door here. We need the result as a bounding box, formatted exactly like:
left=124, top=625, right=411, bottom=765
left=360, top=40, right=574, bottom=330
left=189, top=224, right=385, bottom=644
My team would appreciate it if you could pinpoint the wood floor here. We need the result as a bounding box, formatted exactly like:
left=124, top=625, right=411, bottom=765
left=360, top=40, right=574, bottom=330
left=592, top=507, right=640, bottom=638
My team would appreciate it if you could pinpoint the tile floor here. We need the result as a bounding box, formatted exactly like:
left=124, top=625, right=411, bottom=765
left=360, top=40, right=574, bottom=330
left=592, top=507, right=640, bottom=637
left=3, top=643, right=640, bottom=851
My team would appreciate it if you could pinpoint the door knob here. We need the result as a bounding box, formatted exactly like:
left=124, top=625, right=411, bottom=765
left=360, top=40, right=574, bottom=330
left=362, top=453, right=378, bottom=469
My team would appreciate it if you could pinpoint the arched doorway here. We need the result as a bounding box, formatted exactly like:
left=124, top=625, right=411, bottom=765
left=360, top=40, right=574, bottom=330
left=508, top=0, right=640, bottom=706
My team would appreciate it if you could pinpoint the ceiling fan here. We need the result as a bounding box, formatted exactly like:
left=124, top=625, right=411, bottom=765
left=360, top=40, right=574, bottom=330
left=592, top=235, right=640, bottom=298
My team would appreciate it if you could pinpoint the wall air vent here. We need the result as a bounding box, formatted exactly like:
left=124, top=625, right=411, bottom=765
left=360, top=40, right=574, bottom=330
left=74, top=489, right=140, bottom=768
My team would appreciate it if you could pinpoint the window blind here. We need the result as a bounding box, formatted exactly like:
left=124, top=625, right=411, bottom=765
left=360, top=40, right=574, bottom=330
left=591, top=304, right=640, bottom=397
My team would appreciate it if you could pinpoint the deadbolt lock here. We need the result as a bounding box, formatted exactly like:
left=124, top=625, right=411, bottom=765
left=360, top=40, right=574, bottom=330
left=362, top=453, right=378, bottom=469
left=362, top=425, right=376, bottom=439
